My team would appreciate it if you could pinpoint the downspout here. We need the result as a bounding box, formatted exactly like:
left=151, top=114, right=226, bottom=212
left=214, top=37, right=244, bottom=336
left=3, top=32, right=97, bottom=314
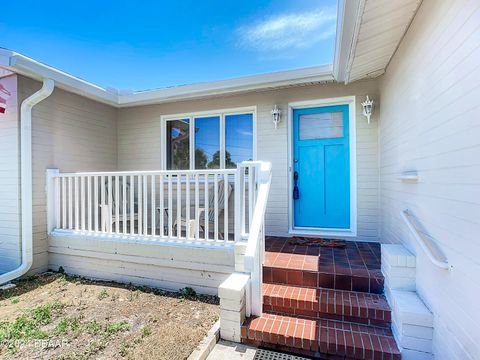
left=0, top=79, right=54, bottom=285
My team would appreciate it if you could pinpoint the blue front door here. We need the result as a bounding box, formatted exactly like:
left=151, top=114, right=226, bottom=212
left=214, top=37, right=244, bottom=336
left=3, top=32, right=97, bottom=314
left=293, top=105, right=350, bottom=229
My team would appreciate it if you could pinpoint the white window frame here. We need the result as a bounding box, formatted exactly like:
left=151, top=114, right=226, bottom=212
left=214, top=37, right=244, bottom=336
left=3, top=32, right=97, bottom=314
left=287, top=96, right=357, bottom=237
left=160, top=106, right=257, bottom=170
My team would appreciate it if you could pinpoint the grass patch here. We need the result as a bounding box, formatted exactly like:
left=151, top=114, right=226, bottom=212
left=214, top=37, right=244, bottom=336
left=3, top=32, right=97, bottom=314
left=142, top=326, right=151, bottom=338
left=55, top=316, right=81, bottom=335
left=85, top=320, right=101, bottom=335
left=30, top=302, right=64, bottom=326
left=119, top=342, right=129, bottom=357
left=0, top=302, right=64, bottom=353
left=10, top=297, right=19, bottom=304
left=105, top=321, right=130, bottom=335
left=179, top=287, right=197, bottom=298
left=97, top=289, right=109, bottom=300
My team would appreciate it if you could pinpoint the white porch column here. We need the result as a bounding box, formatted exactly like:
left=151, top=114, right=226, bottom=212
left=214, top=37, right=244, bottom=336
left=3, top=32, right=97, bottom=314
left=218, top=272, right=250, bottom=342
left=46, top=168, right=60, bottom=234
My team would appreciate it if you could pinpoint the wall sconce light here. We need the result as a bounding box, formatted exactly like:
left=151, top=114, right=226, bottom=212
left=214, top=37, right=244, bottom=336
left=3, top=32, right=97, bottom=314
left=271, top=104, right=281, bottom=129
left=361, top=95, right=374, bottom=124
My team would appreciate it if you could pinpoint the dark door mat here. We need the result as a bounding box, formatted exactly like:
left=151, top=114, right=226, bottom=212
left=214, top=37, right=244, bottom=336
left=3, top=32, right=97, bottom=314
left=289, top=236, right=347, bottom=248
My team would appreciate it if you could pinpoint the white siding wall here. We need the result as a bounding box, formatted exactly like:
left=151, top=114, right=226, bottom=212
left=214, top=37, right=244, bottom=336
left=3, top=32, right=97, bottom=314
left=378, top=0, right=480, bottom=359
left=0, top=75, right=20, bottom=273
left=17, top=76, right=118, bottom=274
left=118, top=81, right=380, bottom=242
left=48, top=235, right=234, bottom=295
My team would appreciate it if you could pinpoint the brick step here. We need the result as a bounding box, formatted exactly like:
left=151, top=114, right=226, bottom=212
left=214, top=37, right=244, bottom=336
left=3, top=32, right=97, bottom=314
left=263, top=284, right=392, bottom=327
left=241, top=314, right=401, bottom=360
left=263, top=264, right=384, bottom=294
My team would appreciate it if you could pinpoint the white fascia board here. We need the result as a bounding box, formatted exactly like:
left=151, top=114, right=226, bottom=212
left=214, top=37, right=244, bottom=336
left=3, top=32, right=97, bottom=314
left=1, top=49, right=117, bottom=106
left=1, top=48, right=335, bottom=107
left=332, top=0, right=363, bottom=83
left=117, top=64, right=334, bottom=107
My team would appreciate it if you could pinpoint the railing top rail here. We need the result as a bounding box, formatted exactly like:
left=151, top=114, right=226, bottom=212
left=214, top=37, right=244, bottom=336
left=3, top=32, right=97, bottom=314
left=54, top=169, right=238, bottom=177
left=401, top=209, right=451, bottom=270
left=238, top=161, right=266, bottom=168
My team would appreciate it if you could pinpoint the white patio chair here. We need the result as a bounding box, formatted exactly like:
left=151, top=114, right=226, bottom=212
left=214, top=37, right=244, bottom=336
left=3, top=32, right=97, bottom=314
left=100, top=177, right=138, bottom=232
left=173, top=179, right=233, bottom=239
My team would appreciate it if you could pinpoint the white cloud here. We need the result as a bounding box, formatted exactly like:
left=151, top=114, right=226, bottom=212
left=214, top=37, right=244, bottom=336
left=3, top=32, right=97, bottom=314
left=237, top=8, right=336, bottom=52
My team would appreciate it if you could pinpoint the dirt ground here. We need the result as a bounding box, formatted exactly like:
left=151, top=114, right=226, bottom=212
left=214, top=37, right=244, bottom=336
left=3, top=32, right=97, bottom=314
left=0, top=273, right=219, bottom=360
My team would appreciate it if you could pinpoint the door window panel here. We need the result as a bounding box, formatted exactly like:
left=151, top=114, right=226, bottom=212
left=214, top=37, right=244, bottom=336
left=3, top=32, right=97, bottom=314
left=299, top=111, right=343, bottom=140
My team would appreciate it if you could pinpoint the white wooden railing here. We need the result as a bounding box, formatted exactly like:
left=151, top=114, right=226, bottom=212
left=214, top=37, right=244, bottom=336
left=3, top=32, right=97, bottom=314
left=242, top=162, right=272, bottom=316
left=46, top=162, right=272, bottom=315
left=46, top=162, right=269, bottom=245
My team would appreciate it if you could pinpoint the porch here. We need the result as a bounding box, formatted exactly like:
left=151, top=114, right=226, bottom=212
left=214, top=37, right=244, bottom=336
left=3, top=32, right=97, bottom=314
left=45, top=162, right=272, bottom=300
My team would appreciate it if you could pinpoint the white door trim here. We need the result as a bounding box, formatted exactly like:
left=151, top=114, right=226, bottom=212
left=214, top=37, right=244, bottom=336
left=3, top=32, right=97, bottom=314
left=287, top=96, right=357, bottom=237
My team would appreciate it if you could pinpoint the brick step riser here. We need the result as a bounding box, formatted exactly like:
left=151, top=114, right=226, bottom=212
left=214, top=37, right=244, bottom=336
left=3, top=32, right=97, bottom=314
left=241, top=321, right=401, bottom=360
left=243, top=337, right=398, bottom=360
left=263, top=306, right=391, bottom=328
left=263, top=292, right=392, bottom=327
left=263, top=267, right=384, bottom=294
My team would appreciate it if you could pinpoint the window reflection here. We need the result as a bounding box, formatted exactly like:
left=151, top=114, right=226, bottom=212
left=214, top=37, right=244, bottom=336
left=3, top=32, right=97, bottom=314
left=225, top=114, right=253, bottom=168
left=166, top=119, right=190, bottom=170
left=194, top=116, right=220, bottom=169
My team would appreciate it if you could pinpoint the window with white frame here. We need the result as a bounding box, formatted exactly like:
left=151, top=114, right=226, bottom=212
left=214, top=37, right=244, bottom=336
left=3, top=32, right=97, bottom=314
left=164, top=110, right=254, bottom=170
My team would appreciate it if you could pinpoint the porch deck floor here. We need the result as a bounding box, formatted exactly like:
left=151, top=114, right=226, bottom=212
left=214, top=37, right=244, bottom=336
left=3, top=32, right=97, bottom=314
left=264, top=236, right=383, bottom=283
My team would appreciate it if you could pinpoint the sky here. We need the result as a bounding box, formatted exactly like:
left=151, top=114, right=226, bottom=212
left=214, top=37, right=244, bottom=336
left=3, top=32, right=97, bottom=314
left=1, top=0, right=337, bottom=91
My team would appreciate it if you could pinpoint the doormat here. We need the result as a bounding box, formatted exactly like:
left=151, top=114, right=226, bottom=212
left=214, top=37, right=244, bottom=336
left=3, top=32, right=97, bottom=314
left=289, top=236, right=347, bottom=248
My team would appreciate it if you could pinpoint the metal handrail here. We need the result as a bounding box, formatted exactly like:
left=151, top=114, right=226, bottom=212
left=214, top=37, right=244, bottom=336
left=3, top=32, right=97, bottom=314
left=401, top=209, right=451, bottom=270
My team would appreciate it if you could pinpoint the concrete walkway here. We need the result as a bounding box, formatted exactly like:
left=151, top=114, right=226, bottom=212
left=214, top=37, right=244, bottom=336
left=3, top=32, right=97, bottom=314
left=207, top=340, right=311, bottom=360
left=206, top=340, right=257, bottom=360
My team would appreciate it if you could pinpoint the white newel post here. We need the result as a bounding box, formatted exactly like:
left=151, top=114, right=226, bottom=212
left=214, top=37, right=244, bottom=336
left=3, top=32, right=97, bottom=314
left=218, top=272, right=250, bottom=342
left=234, top=167, right=242, bottom=242
left=233, top=164, right=249, bottom=274
left=220, top=162, right=272, bottom=342
left=46, top=168, right=59, bottom=234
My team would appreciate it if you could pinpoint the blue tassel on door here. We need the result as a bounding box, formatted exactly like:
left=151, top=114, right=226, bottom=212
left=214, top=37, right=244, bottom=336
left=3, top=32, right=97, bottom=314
left=293, top=184, right=299, bottom=200
left=293, top=171, right=300, bottom=200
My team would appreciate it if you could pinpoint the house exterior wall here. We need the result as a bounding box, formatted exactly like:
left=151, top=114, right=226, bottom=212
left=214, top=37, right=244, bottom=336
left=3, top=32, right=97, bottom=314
left=378, top=0, right=480, bottom=359
left=17, top=76, right=118, bottom=274
left=0, top=74, right=21, bottom=274
left=117, top=80, right=380, bottom=242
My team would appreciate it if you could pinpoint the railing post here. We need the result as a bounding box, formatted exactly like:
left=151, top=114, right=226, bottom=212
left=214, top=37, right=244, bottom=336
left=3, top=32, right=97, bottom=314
left=46, top=168, right=59, bottom=234
left=234, top=165, right=243, bottom=242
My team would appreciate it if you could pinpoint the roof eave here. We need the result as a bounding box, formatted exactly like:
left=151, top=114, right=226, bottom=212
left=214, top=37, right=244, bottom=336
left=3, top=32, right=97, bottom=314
left=332, top=0, right=364, bottom=84
left=1, top=49, right=335, bottom=107
left=118, top=65, right=334, bottom=107
left=4, top=50, right=118, bottom=106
